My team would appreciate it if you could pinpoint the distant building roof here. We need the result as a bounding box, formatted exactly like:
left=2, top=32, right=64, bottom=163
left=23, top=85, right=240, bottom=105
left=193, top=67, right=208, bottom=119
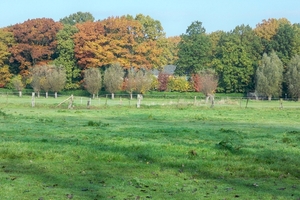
left=152, top=65, right=176, bottom=76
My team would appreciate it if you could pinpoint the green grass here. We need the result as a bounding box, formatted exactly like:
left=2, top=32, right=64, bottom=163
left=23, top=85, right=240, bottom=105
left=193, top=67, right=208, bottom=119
left=0, top=97, right=299, bottom=199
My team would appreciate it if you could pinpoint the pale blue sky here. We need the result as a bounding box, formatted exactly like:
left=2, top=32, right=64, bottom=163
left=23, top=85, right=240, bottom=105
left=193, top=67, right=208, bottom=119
left=1, top=0, right=300, bottom=36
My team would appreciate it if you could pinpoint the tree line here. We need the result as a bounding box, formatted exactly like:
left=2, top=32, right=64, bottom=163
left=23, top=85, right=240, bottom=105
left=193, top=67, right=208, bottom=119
left=0, top=12, right=300, bottom=100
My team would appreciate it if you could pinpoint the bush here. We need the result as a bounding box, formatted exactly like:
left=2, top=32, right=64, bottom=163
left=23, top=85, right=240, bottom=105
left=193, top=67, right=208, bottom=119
left=167, top=76, right=191, bottom=92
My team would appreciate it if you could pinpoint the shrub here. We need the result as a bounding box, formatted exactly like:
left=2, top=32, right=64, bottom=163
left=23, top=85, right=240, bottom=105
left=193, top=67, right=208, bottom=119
left=167, top=76, right=190, bottom=92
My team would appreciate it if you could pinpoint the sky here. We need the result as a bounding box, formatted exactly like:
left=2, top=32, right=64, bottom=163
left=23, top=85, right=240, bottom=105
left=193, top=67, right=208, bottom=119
left=1, top=0, right=300, bottom=37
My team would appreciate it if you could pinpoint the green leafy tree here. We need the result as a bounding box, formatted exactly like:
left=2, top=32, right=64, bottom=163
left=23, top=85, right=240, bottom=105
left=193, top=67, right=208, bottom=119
left=135, top=14, right=165, bottom=40
left=271, top=23, right=295, bottom=66
left=212, top=32, right=254, bottom=93
left=60, top=12, right=94, bottom=25
left=256, top=52, right=283, bottom=100
left=291, top=24, right=300, bottom=56
left=175, top=21, right=212, bottom=75
left=0, top=65, right=12, bottom=88
left=53, top=24, right=80, bottom=89
left=285, top=55, right=300, bottom=100
left=103, top=63, right=125, bottom=99
left=83, top=68, right=102, bottom=99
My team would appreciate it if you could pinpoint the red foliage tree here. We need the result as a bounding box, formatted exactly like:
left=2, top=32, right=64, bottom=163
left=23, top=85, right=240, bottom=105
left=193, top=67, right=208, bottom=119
left=191, top=73, right=202, bottom=92
left=8, top=18, right=62, bottom=75
left=158, top=72, right=170, bottom=91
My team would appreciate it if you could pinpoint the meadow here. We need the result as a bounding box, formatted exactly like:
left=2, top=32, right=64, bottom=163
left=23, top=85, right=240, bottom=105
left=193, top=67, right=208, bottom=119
left=0, top=94, right=299, bottom=199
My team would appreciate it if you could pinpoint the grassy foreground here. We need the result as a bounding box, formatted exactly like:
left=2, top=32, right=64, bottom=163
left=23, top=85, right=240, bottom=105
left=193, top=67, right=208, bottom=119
left=0, top=99, right=299, bottom=199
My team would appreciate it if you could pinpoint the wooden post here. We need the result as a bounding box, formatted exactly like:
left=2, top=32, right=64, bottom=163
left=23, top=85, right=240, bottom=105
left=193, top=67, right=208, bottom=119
left=245, top=98, right=249, bottom=108
left=240, top=98, right=242, bottom=108
left=31, top=92, right=35, bottom=107
left=280, top=98, right=283, bottom=109
left=68, top=95, right=74, bottom=109
left=87, top=99, right=90, bottom=109
left=137, top=94, right=141, bottom=108
left=210, top=95, right=215, bottom=108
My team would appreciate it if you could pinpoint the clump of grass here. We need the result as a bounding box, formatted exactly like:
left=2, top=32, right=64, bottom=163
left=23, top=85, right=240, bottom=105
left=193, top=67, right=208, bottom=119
left=38, top=118, right=53, bottom=123
left=0, top=109, right=7, bottom=117
left=87, top=120, right=109, bottom=127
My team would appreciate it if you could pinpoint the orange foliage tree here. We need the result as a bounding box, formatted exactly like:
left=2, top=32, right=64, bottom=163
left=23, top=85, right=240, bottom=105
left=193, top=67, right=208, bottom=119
left=74, top=16, right=168, bottom=70
left=8, top=18, right=62, bottom=76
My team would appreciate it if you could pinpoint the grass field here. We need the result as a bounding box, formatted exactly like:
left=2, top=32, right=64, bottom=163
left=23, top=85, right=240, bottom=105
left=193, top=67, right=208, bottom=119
left=0, top=96, right=300, bottom=199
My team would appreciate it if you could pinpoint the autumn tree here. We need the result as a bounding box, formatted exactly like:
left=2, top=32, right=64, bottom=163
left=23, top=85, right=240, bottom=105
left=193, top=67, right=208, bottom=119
left=74, top=15, right=168, bottom=70
left=83, top=67, right=102, bottom=99
left=157, top=72, right=170, bottom=91
left=40, top=69, right=51, bottom=98
left=175, top=21, right=211, bottom=75
left=285, top=55, right=300, bottom=100
left=60, top=12, right=94, bottom=25
left=0, top=65, right=12, bottom=87
left=135, top=69, right=153, bottom=94
left=124, top=68, right=136, bottom=99
left=11, top=75, right=24, bottom=97
left=256, top=52, right=283, bottom=100
left=47, top=66, right=66, bottom=98
left=167, top=76, right=190, bottom=92
left=0, top=29, right=15, bottom=67
left=53, top=24, right=80, bottom=89
left=191, top=74, right=201, bottom=92
left=103, top=63, right=125, bottom=99
left=254, top=18, right=290, bottom=54
left=8, top=18, right=62, bottom=76
left=74, top=17, right=143, bottom=69
left=198, top=69, right=218, bottom=102
left=30, top=66, right=45, bottom=97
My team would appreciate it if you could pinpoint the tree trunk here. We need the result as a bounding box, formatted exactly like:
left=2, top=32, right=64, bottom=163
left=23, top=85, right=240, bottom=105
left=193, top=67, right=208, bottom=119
left=130, top=93, right=133, bottom=100
left=268, top=95, right=272, bottom=101
left=111, top=93, right=114, bottom=99
left=45, top=91, right=48, bottom=98
left=92, top=93, right=95, bottom=99
left=205, top=95, right=209, bottom=103
left=137, top=94, right=141, bottom=108
left=31, top=92, right=35, bottom=107
left=37, top=91, right=40, bottom=98
left=55, top=92, right=58, bottom=98
left=18, top=90, right=22, bottom=97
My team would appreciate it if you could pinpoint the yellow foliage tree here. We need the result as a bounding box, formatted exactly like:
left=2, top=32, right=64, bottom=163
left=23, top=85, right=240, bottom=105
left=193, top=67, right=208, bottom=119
left=0, top=65, right=12, bottom=87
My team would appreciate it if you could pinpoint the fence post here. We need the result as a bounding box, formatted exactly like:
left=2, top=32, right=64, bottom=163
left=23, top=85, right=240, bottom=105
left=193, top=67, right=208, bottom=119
left=245, top=98, right=249, bottom=108
left=31, top=92, right=35, bottom=107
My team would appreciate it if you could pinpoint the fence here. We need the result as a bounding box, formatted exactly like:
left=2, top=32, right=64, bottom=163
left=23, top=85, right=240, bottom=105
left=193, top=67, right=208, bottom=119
left=1, top=92, right=300, bottom=109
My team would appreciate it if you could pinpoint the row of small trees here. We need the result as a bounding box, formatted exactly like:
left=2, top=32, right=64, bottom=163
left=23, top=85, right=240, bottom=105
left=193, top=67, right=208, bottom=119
left=8, top=62, right=219, bottom=99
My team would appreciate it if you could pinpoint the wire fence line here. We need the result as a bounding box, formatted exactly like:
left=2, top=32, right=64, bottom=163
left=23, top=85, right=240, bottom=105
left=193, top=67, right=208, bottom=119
left=1, top=92, right=300, bottom=109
